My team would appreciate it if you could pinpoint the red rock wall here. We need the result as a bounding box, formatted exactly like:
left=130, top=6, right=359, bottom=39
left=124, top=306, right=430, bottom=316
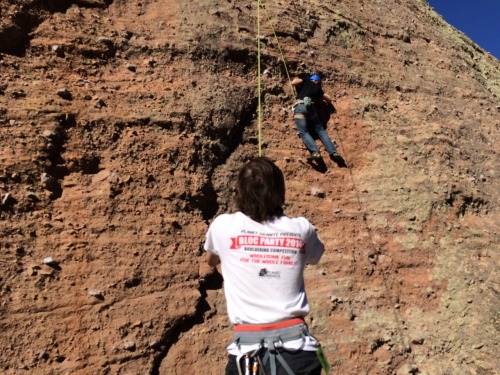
left=0, top=0, right=498, bottom=374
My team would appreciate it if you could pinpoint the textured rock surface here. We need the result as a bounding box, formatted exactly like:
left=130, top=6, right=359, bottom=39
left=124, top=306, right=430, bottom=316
left=0, top=0, right=498, bottom=374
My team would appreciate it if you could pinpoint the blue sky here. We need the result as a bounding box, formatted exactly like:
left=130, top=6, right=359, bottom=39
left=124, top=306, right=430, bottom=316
left=426, top=0, right=500, bottom=60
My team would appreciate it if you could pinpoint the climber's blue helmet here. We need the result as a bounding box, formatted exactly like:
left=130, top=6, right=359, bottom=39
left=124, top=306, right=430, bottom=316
left=310, top=74, right=321, bottom=83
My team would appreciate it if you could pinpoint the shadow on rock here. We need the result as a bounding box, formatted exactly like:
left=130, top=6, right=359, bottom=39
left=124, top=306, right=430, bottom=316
left=306, top=157, right=328, bottom=173
left=330, top=153, right=348, bottom=168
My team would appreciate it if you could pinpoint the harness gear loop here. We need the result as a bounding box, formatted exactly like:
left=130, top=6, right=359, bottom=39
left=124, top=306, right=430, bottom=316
left=245, top=355, right=251, bottom=375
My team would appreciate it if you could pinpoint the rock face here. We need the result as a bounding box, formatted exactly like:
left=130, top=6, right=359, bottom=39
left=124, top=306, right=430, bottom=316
left=0, top=0, right=498, bottom=374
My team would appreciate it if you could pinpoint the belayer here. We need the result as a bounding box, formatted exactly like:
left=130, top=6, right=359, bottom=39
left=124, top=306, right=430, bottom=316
left=292, top=73, right=346, bottom=167
left=205, top=157, right=329, bottom=375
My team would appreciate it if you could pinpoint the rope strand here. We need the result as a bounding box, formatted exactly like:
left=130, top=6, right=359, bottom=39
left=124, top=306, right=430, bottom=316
left=257, top=0, right=263, bottom=157
left=261, top=2, right=296, bottom=97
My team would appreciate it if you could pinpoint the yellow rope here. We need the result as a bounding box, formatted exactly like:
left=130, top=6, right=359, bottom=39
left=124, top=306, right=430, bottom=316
left=257, top=0, right=263, bottom=157
left=261, top=2, right=296, bottom=97
left=257, top=1, right=299, bottom=157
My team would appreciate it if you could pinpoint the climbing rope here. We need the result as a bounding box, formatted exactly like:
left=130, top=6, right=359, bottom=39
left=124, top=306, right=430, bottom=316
left=257, top=0, right=263, bottom=156
left=298, top=0, right=413, bottom=361
left=257, top=0, right=301, bottom=157
left=255, top=0, right=416, bottom=368
left=261, top=2, right=296, bottom=97
left=334, top=130, right=416, bottom=366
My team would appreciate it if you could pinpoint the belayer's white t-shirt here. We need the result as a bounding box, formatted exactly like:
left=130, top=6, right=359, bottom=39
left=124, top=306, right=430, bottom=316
left=204, top=212, right=324, bottom=325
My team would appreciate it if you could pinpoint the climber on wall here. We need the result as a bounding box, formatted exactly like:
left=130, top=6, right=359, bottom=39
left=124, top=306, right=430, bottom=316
left=292, top=73, right=347, bottom=167
left=204, top=157, right=329, bottom=375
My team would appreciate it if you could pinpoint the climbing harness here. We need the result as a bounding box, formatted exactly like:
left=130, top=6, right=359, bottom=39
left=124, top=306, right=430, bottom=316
left=231, top=318, right=313, bottom=375
left=292, top=97, right=319, bottom=124
left=303, top=97, right=314, bottom=108
left=293, top=97, right=313, bottom=109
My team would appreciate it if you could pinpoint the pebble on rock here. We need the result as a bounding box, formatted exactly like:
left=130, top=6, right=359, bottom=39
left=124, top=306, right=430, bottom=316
left=123, top=340, right=136, bottom=351
left=56, top=87, right=73, bottom=100
left=88, top=289, right=104, bottom=300
left=42, top=130, right=55, bottom=140
left=311, top=188, right=325, bottom=198
left=41, top=173, right=57, bottom=191
left=51, top=45, right=64, bottom=57
left=1, top=192, right=16, bottom=206
left=43, top=257, right=57, bottom=266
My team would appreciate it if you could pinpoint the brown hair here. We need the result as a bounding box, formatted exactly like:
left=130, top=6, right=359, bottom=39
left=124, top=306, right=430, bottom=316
left=234, top=157, right=285, bottom=222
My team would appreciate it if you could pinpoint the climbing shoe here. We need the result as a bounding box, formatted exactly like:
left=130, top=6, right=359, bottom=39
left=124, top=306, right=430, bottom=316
left=330, top=152, right=347, bottom=167
left=307, top=152, right=321, bottom=161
